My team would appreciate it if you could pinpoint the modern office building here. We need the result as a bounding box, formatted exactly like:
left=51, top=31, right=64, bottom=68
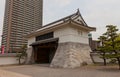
left=1, top=0, right=43, bottom=52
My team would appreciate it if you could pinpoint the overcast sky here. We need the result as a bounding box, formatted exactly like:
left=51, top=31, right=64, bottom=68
left=0, top=0, right=120, bottom=43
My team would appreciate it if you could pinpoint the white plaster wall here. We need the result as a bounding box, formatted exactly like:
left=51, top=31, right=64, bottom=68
left=0, top=57, right=18, bottom=65
left=54, top=26, right=89, bottom=44
left=27, top=37, right=35, bottom=48
left=27, top=37, right=35, bottom=64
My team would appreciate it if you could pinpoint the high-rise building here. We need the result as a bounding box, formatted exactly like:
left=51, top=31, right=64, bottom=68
left=1, top=0, right=43, bottom=52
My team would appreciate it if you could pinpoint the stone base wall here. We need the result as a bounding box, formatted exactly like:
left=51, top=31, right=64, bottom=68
left=50, top=42, right=92, bottom=68
left=26, top=47, right=33, bottom=64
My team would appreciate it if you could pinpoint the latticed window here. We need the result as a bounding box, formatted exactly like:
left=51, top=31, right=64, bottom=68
left=36, top=32, right=53, bottom=41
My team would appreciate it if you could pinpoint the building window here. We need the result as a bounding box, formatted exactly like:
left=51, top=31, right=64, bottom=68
left=36, top=32, right=53, bottom=41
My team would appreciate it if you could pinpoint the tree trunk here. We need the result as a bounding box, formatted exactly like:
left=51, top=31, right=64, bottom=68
left=103, top=52, right=106, bottom=66
left=117, top=58, right=120, bottom=70
left=103, top=58, right=106, bottom=66
left=19, top=56, right=21, bottom=65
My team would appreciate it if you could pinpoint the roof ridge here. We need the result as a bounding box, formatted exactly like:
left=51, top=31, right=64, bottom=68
left=42, top=10, right=79, bottom=28
left=77, top=9, right=88, bottom=26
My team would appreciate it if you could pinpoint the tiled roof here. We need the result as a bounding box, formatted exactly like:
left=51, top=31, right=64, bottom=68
left=26, top=9, right=96, bottom=37
left=42, top=9, right=88, bottom=28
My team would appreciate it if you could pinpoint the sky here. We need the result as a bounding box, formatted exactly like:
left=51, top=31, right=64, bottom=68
left=0, top=0, right=120, bottom=43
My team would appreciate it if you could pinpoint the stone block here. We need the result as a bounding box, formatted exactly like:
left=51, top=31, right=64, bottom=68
left=50, top=42, right=92, bottom=68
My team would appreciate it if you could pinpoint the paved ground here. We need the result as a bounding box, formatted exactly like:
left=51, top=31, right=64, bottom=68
left=0, top=64, right=120, bottom=77
left=0, top=69, right=31, bottom=77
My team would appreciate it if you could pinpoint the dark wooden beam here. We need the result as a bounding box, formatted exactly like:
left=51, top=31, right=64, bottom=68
left=38, top=46, right=56, bottom=48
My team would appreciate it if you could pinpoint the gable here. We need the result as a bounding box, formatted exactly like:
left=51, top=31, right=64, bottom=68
left=70, top=10, right=88, bottom=26
left=73, top=15, right=87, bottom=26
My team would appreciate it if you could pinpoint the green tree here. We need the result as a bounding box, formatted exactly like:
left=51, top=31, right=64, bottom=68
left=98, top=35, right=107, bottom=65
left=116, top=34, right=120, bottom=51
left=98, top=25, right=120, bottom=69
left=17, top=44, right=27, bottom=65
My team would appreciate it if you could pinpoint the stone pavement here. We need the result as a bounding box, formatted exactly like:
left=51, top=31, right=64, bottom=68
left=1, top=64, right=120, bottom=77
left=0, top=69, right=31, bottom=77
